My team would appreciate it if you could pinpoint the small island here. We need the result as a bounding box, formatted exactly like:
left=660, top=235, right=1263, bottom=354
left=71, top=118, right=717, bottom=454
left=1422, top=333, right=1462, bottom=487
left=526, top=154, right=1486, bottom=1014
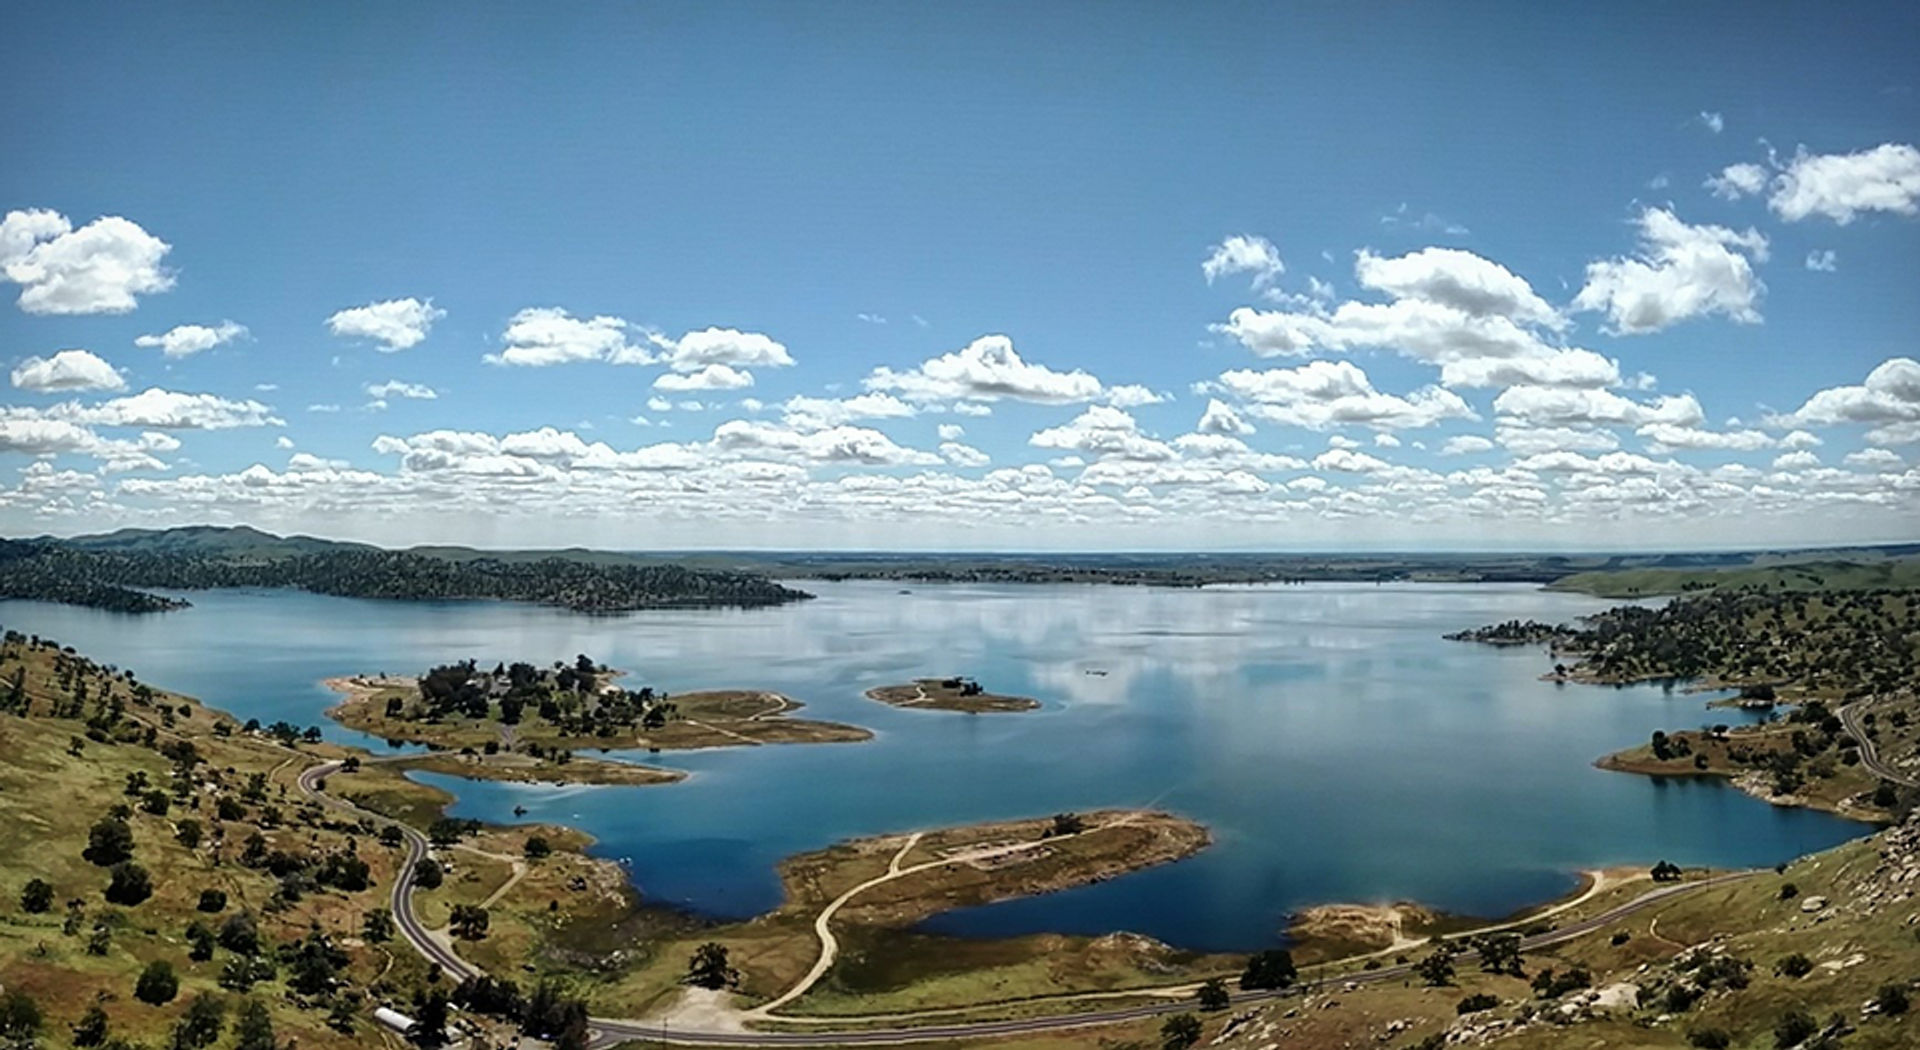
left=326, top=656, right=871, bottom=768
left=865, top=676, right=1041, bottom=713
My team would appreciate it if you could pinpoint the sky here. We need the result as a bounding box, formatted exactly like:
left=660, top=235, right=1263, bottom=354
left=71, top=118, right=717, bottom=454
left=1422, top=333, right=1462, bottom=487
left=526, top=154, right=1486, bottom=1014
left=3, top=2, right=1919, bottom=552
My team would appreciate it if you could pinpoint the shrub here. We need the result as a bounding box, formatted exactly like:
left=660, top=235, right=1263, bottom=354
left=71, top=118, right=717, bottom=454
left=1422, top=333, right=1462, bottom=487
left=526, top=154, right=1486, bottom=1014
left=71, top=1004, right=109, bottom=1047
left=104, top=863, right=153, bottom=906
left=1687, top=1027, right=1731, bottom=1049
left=1196, top=977, right=1230, bottom=1011
left=0, top=991, right=41, bottom=1045
left=1456, top=993, right=1499, bottom=1015
left=1160, top=1013, right=1202, bottom=1050
left=19, top=878, right=54, bottom=913
left=197, top=888, right=227, bottom=913
left=84, top=817, right=135, bottom=866
left=1239, top=949, right=1297, bottom=991
left=1773, top=1008, right=1817, bottom=1049
left=134, top=960, right=179, bottom=1005
left=1778, top=882, right=1798, bottom=900
left=1415, top=951, right=1455, bottom=987
left=218, top=911, right=260, bottom=955
left=1531, top=966, right=1592, bottom=999
left=1876, top=983, right=1910, bottom=1016
left=1774, top=953, right=1813, bottom=978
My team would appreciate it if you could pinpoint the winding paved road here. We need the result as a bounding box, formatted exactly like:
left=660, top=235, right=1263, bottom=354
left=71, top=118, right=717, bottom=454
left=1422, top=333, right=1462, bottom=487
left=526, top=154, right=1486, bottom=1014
left=295, top=759, right=1762, bottom=1047
left=296, top=761, right=480, bottom=983
left=1841, top=701, right=1917, bottom=788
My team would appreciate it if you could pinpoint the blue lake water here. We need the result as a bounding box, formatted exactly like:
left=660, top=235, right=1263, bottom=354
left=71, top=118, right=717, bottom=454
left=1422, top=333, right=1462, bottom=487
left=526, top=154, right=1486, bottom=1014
left=0, top=581, right=1866, bottom=952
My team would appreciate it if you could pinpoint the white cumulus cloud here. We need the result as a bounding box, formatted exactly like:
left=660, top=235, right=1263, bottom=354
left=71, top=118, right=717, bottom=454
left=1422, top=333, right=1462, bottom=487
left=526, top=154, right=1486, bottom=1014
left=10, top=349, right=126, bottom=392
left=1202, top=235, right=1284, bottom=287
left=657, top=327, right=794, bottom=372
left=1785, top=358, right=1920, bottom=428
left=1572, top=208, right=1768, bottom=334
left=134, top=321, right=248, bottom=358
left=364, top=380, right=438, bottom=400
left=1768, top=143, right=1920, bottom=224
left=1493, top=386, right=1705, bottom=428
left=1354, top=247, right=1562, bottom=328
left=1214, top=360, right=1476, bottom=430
left=486, top=307, right=650, bottom=366
left=0, top=208, right=174, bottom=315
left=865, top=335, right=1105, bottom=404
left=1440, top=435, right=1495, bottom=455
left=326, top=297, right=444, bottom=351
left=654, top=363, right=755, bottom=391
left=6, top=388, right=283, bottom=430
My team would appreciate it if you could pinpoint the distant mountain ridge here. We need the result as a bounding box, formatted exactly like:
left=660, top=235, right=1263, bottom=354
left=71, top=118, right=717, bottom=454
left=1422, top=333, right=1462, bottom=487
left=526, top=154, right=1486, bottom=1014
left=41, top=525, right=667, bottom=569
left=48, top=524, right=377, bottom=560
left=6, top=525, right=1919, bottom=611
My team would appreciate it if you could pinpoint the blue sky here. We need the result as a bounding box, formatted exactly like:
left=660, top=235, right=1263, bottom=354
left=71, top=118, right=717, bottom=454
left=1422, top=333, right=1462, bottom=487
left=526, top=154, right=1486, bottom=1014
left=3, top=2, right=1918, bottom=550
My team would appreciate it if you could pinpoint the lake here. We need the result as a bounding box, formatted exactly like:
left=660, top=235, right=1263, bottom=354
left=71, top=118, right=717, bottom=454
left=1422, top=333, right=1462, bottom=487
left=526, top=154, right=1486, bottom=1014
left=0, top=580, right=1866, bottom=952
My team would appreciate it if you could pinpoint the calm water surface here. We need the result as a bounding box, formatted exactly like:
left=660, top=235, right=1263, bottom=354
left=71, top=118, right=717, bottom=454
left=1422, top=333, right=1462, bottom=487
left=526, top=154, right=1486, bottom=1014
left=0, top=581, right=1865, bottom=951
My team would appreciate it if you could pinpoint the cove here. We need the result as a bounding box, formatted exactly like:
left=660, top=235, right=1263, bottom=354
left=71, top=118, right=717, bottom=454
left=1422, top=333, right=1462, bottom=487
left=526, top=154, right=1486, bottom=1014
left=0, top=580, right=1866, bottom=952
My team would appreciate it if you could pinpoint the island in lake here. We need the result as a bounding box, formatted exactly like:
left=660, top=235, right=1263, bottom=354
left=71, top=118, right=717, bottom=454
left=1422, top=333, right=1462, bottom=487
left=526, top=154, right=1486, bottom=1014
left=864, top=676, right=1041, bottom=713
left=326, top=655, right=871, bottom=769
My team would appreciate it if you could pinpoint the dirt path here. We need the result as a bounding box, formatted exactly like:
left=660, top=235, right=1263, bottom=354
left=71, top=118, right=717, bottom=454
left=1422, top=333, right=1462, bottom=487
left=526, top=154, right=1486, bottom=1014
left=684, top=719, right=764, bottom=746
left=1339, top=868, right=1640, bottom=962
left=748, top=815, right=1151, bottom=1019
left=750, top=831, right=925, bottom=1017
left=745, top=692, right=791, bottom=720
left=479, top=858, right=530, bottom=909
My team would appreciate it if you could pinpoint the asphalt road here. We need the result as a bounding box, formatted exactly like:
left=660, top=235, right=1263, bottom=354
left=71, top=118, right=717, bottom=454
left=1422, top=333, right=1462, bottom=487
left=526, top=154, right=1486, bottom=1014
left=1842, top=702, right=1917, bottom=788
left=296, top=759, right=1760, bottom=1047
left=296, top=761, right=480, bottom=983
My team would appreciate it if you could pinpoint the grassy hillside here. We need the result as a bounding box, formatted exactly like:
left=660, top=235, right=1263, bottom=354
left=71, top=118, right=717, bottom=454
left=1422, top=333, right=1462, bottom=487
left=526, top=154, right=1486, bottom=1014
left=0, top=629, right=641, bottom=1050
left=1548, top=557, right=1920, bottom=598
left=0, top=633, right=417, bottom=1050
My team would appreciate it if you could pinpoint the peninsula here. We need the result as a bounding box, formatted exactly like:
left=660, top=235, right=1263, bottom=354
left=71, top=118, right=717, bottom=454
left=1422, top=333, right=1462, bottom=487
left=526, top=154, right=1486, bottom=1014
left=1447, top=586, right=1918, bottom=697
left=1448, top=584, right=1919, bottom=821
left=864, top=677, right=1041, bottom=713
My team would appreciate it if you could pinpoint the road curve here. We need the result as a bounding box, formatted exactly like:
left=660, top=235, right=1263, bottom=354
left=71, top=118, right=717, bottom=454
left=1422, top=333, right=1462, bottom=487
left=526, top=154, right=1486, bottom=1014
left=295, top=761, right=480, bottom=983
left=1841, top=702, right=1916, bottom=788
left=294, top=758, right=1760, bottom=1047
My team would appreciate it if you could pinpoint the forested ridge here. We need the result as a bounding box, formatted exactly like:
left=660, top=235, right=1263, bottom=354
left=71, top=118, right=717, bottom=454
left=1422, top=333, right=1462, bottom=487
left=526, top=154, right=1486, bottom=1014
left=0, top=538, right=810, bottom=614
left=1452, top=587, right=1920, bottom=698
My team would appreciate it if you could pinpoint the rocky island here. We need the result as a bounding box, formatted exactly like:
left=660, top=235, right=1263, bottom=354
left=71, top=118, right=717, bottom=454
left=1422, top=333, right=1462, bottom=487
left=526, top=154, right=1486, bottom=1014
left=864, top=676, right=1041, bottom=713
